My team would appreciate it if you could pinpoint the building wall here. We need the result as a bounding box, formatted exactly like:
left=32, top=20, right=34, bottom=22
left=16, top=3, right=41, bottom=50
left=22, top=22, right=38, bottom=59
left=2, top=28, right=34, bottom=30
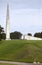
left=21, top=35, right=42, bottom=40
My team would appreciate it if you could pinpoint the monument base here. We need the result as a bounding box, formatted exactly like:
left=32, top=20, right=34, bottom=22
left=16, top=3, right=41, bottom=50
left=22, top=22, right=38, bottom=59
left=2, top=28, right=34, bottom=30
left=6, top=38, right=11, bottom=40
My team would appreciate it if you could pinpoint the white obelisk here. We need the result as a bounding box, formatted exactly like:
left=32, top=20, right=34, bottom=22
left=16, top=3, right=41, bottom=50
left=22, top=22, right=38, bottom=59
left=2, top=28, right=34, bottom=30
left=6, top=4, right=10, bottom=40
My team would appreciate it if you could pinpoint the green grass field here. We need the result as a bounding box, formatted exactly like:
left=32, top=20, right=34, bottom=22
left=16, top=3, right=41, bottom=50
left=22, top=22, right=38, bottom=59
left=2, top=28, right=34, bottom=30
left=0, top=63, right=17, bottom=65
left=0, top=40, right=42, bottom=63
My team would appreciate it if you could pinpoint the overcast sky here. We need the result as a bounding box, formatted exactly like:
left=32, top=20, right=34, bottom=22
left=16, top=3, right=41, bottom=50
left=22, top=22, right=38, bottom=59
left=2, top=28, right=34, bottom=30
left=0, top=0, right=42, bottom=35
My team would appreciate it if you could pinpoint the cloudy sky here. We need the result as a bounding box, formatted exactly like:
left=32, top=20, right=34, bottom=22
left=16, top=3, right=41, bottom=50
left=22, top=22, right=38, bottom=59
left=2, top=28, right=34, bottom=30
left=0, top=0, right=42, bottom=35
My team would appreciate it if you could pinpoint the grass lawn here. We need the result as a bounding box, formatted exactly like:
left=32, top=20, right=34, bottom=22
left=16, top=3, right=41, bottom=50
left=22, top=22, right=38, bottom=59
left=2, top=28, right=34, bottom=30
left=0, top=63, right=17, bottom=65
left=0, top=40, right=42, bottom=62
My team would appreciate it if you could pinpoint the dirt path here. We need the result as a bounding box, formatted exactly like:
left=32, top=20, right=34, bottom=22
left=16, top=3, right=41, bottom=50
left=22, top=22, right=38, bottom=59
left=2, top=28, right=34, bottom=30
left=0, top=61, right=42, bottom=65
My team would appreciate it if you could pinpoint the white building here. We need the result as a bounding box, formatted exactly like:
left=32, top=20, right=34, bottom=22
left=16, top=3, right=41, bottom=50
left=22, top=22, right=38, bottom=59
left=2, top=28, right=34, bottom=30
left=21, top=34, right=42, bottom=40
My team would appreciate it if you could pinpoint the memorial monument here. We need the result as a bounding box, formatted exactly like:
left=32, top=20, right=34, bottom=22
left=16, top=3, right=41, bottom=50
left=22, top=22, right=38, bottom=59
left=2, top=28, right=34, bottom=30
left=6, top=4, right=10, bottom=40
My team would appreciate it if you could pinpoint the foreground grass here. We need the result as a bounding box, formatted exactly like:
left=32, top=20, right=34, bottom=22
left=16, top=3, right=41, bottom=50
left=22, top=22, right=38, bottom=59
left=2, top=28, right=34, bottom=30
left=0, top=63, right=17, bottom=65
left=0, top=40, right=42, bottom=62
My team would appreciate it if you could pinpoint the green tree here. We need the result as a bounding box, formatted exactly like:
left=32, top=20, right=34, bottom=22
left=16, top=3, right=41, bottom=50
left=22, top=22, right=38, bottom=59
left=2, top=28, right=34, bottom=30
left=10, top=32, right=14, bottom=39
left=40, top=32, right=42, bottom=38
left=10, top=31, right=22, bottom=39
left=2, top=33, right=6, bottom=40
left=34, top=32, right=41, bottom=38
left=0, top=25, right=4, bottom=41
left=27, top=33, right=32, bottom=36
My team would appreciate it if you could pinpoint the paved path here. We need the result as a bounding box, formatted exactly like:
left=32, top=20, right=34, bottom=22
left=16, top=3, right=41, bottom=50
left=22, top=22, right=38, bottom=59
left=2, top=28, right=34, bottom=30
left=0, top=61, right=42, bottom=65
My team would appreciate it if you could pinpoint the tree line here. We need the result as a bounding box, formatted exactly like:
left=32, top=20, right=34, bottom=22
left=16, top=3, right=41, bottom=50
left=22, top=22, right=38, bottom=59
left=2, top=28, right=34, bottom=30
left=0, top=25, right=42, bottom=41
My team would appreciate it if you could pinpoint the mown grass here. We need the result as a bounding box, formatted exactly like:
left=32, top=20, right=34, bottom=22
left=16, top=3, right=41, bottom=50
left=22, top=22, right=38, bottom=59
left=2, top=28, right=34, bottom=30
left=0, top=63, right=17, bottom=65
left=0, top=40, right=42, bottom=62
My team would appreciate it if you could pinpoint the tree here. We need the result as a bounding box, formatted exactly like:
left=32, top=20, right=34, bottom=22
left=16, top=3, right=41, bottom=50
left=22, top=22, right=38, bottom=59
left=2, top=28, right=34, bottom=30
left=2, top=33, right=6, bottom=40
left=10, top=32, right=14, bottom=39
left=40, top=32, right=42, bottom=38
left=10, top=31, right=22, bottom=39
left=34, top=32, right=41, bottom=38
left=27, top=33, right=32, bottom=36
left=0, top=25, right=4, bottom=41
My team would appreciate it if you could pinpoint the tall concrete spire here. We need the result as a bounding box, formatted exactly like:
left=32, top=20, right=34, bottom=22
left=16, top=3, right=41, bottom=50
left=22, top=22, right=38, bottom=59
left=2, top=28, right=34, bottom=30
left=6, top=4, right=10, bottom=40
